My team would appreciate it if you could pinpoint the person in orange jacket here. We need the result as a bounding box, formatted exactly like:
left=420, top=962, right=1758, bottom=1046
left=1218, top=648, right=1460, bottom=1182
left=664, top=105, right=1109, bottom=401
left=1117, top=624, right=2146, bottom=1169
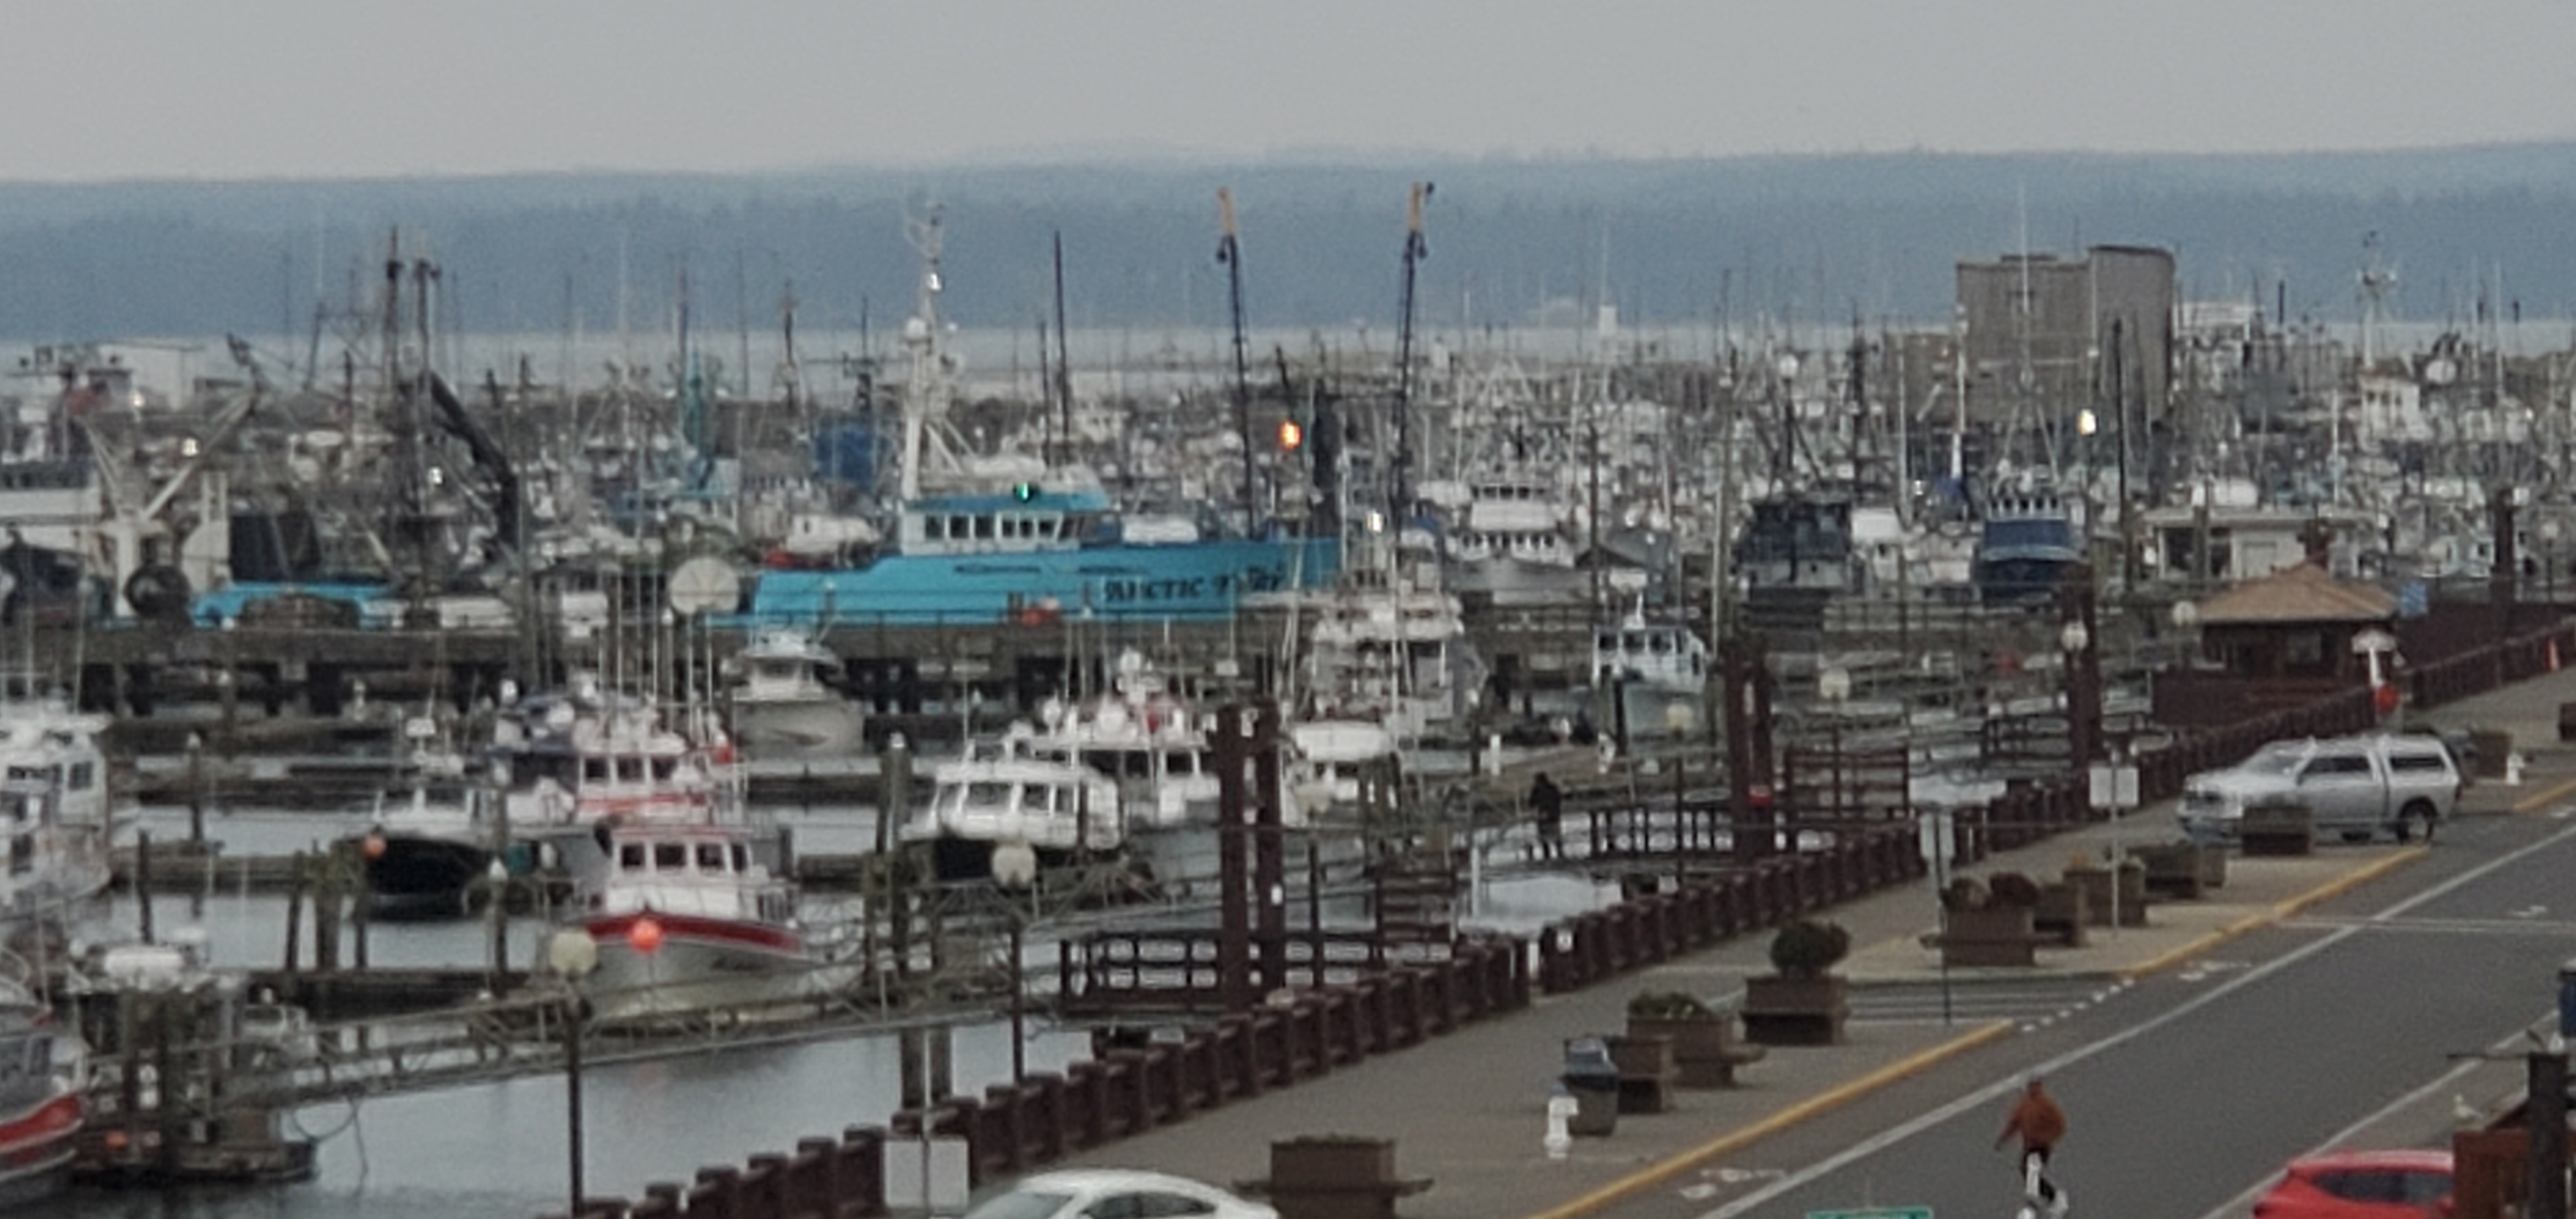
left=1995, top=1075, right=2069, bottom=1217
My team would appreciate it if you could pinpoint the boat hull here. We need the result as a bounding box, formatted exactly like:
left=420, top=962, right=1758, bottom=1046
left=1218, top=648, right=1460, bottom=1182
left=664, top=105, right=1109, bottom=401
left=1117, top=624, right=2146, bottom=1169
left=1973, top=552, right=2081, bottom=605
left=732, top=698, right=866, bottom=760
left=362, top=834, right=498, bottom=921
left=0, top=1087, right=78, bottom=1208
left=578, top=911, right=847, bottom=1023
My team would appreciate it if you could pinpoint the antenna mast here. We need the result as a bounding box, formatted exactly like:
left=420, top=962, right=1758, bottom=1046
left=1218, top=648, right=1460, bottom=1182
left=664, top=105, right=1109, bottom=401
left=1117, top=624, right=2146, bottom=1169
left=1393, top=181, right=1432, bottom=523
left=1218, top=188, right=1257, bottom=528
left=1052, top=231, right=1073, bottom=470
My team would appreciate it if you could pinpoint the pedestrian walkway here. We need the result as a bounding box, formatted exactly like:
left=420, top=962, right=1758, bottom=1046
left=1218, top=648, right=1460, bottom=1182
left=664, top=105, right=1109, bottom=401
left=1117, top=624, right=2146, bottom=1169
left=1046, top=668, right=2576, bottom=1219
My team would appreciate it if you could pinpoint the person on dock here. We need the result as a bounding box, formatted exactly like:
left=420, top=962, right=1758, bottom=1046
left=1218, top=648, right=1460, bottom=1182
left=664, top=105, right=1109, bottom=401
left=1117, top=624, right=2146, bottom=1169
left=1995, top=1074, right=2070, bottom=1217
left=1529, top=770, right=1564, bottom=861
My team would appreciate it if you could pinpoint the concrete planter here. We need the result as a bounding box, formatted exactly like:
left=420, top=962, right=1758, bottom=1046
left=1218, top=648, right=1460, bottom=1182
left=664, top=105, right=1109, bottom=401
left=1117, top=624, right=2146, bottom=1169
left=1269, top=1137, right=1395, bottom=1188
left=1625, top=1016, right=1765, bottom=1087
left=1604, top=1034, right=1675, bottom=1113
left=1741, top=974, right=1848, bottom=1046
left=2136, top=840, right=2226, bottom=898
left=1250, top=1137, right=1432, bottom=1219
left=2032, top=883, right=2089, bottom=946
left=1939, top=905, right=2039, bottom=967
left=2240, top=802, right=2315, bottom=857
left=2064, top=864, right=2150, bottom=926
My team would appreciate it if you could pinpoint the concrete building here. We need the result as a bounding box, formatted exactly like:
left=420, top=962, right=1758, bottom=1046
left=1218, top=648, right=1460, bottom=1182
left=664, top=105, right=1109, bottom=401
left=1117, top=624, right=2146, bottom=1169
left=1954, top=245, right=2176, bottom=440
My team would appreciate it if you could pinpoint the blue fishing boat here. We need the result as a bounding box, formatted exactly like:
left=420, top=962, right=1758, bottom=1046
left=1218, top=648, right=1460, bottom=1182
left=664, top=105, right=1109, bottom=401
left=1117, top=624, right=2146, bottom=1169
left=744, top=487, right=1336, bottom=625
left=1973, top=488, right=2084, bottom=605
left=742, top=209, right=1338, bottom=626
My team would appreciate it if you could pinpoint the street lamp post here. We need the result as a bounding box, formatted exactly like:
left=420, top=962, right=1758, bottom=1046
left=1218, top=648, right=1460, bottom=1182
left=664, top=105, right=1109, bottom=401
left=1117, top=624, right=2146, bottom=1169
left=2169, top=599, right=2200, bottom=669
left=2060, top=610, right=2099, bottom=772
left=1817, top=666, right=1851, bottom=819
left=2545, top=519, right=2562, bottom=604
left=547, top=928, right=601, bottom=1218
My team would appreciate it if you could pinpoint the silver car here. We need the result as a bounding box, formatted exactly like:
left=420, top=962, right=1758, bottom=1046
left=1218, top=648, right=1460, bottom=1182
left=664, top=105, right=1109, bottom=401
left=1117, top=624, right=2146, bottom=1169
left=2177, top=733, right=2460, bottom=843
left=962, top=1169, right=1281, bottom=1219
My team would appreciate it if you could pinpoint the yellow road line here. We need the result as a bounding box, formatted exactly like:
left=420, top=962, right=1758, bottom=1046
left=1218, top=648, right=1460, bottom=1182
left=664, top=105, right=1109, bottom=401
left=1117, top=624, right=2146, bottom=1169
left=2510, top=774, right=2576, bottom=815
left=1515, top=1021, right=2015, bottom=1219
left=1520, top=846, right=2432, bottom=1219
left=2118, top=847, right=2427, bottom=979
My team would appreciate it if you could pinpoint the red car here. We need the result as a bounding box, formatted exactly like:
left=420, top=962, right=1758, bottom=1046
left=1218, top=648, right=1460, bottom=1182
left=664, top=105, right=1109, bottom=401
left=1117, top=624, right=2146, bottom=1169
left=2252, top=1149, right=2453, bottom=1219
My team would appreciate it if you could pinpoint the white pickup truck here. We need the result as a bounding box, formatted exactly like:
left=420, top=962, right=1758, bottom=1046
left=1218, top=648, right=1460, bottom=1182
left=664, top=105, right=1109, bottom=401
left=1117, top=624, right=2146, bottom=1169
left=2177, top=733, right=2462, bottom=843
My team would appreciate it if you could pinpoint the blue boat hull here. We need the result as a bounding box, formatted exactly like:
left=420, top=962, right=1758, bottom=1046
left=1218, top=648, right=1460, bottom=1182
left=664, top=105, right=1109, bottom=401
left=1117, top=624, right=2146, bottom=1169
left=744, top=537, right=1340, bottom=625
left=192, top=581, right=388, bottom=627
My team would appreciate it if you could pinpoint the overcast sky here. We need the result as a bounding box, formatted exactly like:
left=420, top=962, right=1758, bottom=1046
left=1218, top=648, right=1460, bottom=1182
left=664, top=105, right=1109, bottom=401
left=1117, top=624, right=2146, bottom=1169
left=14, top=1, right=2575, bottom=181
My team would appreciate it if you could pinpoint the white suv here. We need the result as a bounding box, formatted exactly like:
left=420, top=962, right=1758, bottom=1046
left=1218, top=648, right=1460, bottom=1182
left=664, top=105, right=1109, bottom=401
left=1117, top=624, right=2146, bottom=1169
left=2177, top=733, right=2461, bottom=844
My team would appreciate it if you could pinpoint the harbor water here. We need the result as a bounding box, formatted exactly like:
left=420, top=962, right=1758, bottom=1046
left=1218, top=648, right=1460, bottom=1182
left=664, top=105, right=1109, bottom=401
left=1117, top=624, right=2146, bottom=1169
left=56, top=801, right=1624, bottom=1216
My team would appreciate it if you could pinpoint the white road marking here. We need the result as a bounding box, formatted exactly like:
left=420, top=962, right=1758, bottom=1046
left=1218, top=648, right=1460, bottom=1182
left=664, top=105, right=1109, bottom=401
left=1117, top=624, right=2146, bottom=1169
left=1692, top=819, right=2576, bottom=1219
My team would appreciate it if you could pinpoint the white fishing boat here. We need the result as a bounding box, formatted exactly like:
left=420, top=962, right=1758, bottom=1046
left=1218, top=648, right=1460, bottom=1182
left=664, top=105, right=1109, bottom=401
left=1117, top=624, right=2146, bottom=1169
left=726, top=624, right=865, bottom=761
left=1591, top=609, right=1710, bottom=739
left=903, top=727, right=1123, bottom=883
left=1284, top=718, right=1398, bottom=815
left=557, top=818, right=851, bottom=1024
left=1025, top=650, right=1222, bottom=831
left=1294, top=561, right=1477, bottom=747
left=491, top=675, right=734, bottom=830
left=0, top=700, right=119, bottom=917
left=1448, top=472, right=1575, bottom=568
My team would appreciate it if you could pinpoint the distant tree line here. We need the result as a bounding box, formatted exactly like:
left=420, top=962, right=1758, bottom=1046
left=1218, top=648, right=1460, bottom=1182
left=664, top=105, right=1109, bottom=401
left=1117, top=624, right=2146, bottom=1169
left=4, top=148, right=2575, bottom=349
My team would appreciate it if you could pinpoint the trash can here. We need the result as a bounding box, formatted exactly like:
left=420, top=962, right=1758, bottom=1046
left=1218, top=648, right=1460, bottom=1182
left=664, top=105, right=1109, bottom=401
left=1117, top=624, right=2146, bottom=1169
left=2469, top=729, right=2514, bottom=780
left=1560, top=1036, right=1619, bottom=1136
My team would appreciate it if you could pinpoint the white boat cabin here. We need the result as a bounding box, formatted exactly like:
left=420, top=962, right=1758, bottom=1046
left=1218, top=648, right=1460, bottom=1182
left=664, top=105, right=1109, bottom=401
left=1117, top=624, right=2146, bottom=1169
left=912, top=737, right=1125, bottom=854
left=895, top=486, right=1110, bottom=557
left=1593, top=620, right=1710, bottom=693
left=585, top=824, right=794, bottom=926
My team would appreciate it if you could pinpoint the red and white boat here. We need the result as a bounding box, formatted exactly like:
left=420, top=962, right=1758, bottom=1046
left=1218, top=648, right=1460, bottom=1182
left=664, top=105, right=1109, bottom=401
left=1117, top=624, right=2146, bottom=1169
left=0, top=965, right=80, bottom=1207
left=555, top=818, right=853, bottom=1025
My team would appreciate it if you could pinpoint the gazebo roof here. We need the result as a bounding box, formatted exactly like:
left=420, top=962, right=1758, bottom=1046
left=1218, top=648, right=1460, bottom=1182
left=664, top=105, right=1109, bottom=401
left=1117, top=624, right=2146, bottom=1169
left=2195, top=561, right=2396, bottom=625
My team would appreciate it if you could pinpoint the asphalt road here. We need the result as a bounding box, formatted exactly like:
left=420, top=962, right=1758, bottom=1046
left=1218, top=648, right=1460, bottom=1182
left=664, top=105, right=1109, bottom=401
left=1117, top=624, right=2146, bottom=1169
left=1591, top=807, right=2576, bottom=1219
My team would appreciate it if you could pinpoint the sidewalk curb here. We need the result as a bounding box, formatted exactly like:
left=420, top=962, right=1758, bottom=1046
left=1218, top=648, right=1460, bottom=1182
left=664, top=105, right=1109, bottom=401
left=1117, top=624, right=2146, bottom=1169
left=2116, top=846, right=2428, bottom=980
left=2510, top=774, right=2576, bottom=815
left=1516, top=1020, right=2016, bottom=1219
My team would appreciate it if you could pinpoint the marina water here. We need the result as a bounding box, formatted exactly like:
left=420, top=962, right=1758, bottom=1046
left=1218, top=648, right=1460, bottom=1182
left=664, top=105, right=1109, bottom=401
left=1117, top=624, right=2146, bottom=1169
left=60, top=802, right=1095, bottom=1219
left=61, top=801, right=1623, bottom=1216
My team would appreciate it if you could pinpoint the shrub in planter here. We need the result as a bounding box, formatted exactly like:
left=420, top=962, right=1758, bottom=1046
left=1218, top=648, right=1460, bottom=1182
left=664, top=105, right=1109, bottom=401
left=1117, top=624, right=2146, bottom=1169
left=1940, top=876, right=1990, bottom=912
left=1767, top=919, right=1851, bottom=978
left=1627, top=990, right=1720, bottom=1022
left=1746, top=920, right=1852, bottom=1046
left=1627, top=990, right=1758, bottom=1087
left=1984, top=871, right=2043, bottom=908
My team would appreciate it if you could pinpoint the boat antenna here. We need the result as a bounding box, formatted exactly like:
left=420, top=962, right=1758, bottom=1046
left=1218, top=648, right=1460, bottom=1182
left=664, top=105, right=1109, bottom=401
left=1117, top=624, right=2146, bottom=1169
left=1052, top=230, right=1073, bottom=470
left=1393, top=181, right=1432, bottom=525
left=1218, top=188, right=1257, bottom=528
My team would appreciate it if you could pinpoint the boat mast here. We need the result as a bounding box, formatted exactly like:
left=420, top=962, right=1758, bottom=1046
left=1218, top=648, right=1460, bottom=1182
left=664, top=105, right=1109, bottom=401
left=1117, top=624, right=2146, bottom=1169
left=1393, top=182, right=1432, bottom=526
left=898, top=208, right=963, bottom=501
left=1052, top=232, right=1073, bottom=472
left=1218, top=188, right=1257, bottom=528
